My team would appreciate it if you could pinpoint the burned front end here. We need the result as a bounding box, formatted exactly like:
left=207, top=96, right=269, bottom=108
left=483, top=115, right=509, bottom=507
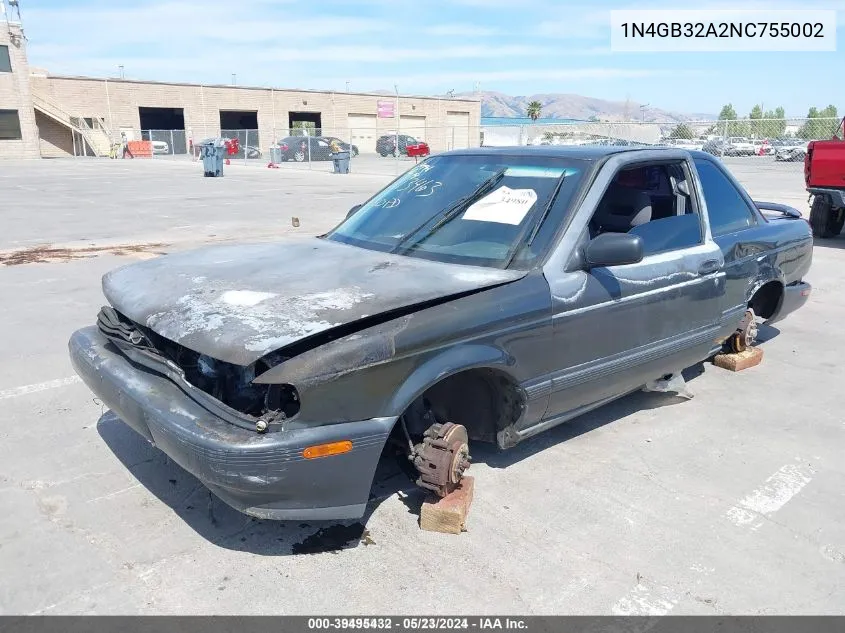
left=69, top=305, right=397, bottom=520
left=97, top=306, right=300, bottom=433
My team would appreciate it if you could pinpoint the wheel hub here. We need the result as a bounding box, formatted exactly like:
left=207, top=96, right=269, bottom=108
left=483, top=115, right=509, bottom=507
left=411, top=422, right=471, bottom=497
left=730, top=308, right=758, bottom=353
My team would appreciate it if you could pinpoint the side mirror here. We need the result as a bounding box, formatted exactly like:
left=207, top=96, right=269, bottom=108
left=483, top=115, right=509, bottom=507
left=346, top=204, right=362, bottom=220
left=583, top=232, right=644, bottom=269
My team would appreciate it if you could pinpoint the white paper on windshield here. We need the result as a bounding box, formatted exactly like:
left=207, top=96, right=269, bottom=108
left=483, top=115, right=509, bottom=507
left=461, top=186, right=538, bottom=225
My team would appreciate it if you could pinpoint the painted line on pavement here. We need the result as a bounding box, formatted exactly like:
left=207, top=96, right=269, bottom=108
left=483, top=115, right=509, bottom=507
left=0, top=376, right=82, bottom=401
left=726, top=461, right=815, bottom=529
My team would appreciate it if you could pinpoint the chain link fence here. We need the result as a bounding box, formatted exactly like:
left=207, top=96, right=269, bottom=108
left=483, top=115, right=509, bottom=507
left=478, top=117, right=842, bottom=169
left=81, top=117, right=842, bottom=180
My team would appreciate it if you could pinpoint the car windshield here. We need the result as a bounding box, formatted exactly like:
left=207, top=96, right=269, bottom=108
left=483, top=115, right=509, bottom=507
left=324, top=154, right=585, bottom=268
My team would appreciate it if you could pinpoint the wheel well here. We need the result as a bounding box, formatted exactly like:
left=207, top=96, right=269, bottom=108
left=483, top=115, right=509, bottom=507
left=399, top=368, right=525, bottom=444
left=749, top=281, right=783, bottom=320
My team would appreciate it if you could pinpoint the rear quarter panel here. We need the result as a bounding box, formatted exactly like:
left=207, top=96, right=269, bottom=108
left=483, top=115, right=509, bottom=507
left=715, top=216, right=812, bottom=319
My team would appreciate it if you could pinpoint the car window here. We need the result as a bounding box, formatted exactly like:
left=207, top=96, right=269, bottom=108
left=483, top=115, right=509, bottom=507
left=629, top=214, right=702, bottom=257
left=587, top=161, right=703, bottom=258
left=325, top=155, right=587, bottom=268
left=693, top=159, right=757, bottom=236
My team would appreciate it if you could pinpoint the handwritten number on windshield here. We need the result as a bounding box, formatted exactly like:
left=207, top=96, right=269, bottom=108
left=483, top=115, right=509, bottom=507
left=397, top=176, right=442, bottom=197
left=374, top=197, right=401, bottom=209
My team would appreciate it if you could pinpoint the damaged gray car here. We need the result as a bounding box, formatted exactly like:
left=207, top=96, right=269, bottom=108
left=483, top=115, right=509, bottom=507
left=69, top=146, right=813, bottom=521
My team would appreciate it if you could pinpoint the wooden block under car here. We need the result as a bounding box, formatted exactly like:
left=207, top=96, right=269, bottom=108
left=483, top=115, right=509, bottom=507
left=419, top=476, right=475, bottom=535
left=713, top=346, right=764, bottom=372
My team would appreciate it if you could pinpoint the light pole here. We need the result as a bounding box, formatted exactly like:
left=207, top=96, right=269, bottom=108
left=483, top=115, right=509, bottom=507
left=231, top=73, right=236, bottom=85
left=118, top=65, right=124, bottom=79
left=394, top=84, right=400, bottom=158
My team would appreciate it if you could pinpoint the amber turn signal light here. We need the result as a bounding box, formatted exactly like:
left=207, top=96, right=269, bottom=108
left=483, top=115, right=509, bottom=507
left=303, top=440, right=353, bottom=459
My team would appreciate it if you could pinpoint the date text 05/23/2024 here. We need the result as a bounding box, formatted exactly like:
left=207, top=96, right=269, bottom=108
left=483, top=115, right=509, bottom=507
left=306, top=617, right=528, bottom=630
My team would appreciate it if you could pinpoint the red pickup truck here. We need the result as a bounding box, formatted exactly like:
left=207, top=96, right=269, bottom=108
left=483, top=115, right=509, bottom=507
left=806, top=117, right=845, bottom=238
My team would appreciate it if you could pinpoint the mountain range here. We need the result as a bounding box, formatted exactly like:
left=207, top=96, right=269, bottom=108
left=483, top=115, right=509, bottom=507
left=444, top=91, right=714, bottom=122
left=368, top=88, right=716, bottom=122
left=472, top=92, right=716, bottom=123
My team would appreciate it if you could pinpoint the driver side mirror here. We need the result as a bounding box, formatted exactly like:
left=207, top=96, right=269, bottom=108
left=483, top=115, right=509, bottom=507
left=583, top=232, right=644, bottom=269
left=346, top=204, right=362, bottom=220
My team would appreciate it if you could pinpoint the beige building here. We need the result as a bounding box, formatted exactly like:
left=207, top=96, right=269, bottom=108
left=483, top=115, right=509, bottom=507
left=1, top=11, right=480, bottom=160
left=0, top=21, right=39, bottom=158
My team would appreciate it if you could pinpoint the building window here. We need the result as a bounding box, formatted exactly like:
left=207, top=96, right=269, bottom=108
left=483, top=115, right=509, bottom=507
left=0, top=110, right=23, bottom=140
left=0, top=45, right=11, bottom=73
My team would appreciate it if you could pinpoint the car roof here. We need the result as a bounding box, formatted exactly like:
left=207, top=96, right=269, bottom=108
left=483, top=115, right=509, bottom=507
left=438, top=145, right=663, bottom=160
left=438, top=145, right=726, bottom=163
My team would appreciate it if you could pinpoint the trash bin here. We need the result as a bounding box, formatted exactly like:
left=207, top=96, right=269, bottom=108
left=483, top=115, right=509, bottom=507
left=335, top=150, right=351, bottom=174
left=201, top=139, right=225, bottom=177
left=270, top=145, right=283, bottom=164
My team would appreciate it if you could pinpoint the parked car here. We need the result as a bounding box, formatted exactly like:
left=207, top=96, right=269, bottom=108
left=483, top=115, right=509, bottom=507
left=726, top=137, right=756, bottom=156
left=805, top=117, right=845, bottom=238
left=321, top=137, right=359, bottom=157
left=701, top=137, right=753, bottom=157
left=192, top=138, right=262, bottom=159
left=69, top=146, right=812, bottom=521
left=151, top=140, right=170, bottom=155
left=376, top=134, right=430, bottom=157
left=275, top=136, right=356, bottom=162
left=661, top=138, right=705, bottom=151
left=775, top=141, right=809, bottom=162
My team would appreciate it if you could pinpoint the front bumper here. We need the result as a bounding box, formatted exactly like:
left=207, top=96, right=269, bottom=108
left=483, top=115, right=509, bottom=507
left=69, top=326, right=396, bottom=521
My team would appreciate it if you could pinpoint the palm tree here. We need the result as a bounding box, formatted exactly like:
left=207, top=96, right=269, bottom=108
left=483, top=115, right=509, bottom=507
left=526, top=101, right=542, bottom=122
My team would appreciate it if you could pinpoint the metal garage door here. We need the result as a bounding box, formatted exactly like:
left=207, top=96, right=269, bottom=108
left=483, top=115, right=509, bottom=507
left=348, top=114, right=378, bottom=153
left=400, top=115, right=426, bottom=141
left=447, top=111, right=470, bottom=149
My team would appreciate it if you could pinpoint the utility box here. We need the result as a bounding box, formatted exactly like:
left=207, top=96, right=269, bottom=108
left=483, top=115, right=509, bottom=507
left=201, top=139, right=225, bottom=177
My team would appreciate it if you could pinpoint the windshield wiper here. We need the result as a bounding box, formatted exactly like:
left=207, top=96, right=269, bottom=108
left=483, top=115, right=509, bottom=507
left=390, top=167, right=508, bottom=254
left=502, top=171, right=568, bottom=268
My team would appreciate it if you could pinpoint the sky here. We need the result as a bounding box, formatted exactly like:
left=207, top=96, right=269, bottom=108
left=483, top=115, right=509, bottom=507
left=10, top=0, right=845, bottom=118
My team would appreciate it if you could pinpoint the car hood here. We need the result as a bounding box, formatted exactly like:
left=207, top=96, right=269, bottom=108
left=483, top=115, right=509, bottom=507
left=102, top=237, right=526, bottom=366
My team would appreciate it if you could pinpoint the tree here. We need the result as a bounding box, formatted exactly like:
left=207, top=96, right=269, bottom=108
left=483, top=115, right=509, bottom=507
left=798, top=104, right=840, bottom=140
left=749, top=104, right=764, bottom=137
left=526, top=101, right=543, bottom=122
left=668, top=123, right=694, bottom=139
left=718, top=104, right=738, bottom=120
left=716, top=103, right=748, bottom=136
left=761, top=106, right=787, bottom=137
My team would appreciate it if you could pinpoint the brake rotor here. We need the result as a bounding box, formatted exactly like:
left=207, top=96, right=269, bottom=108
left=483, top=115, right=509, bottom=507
left=411, top=422, right=471, bottom=497
left=729, top=308, right=758, bottom=353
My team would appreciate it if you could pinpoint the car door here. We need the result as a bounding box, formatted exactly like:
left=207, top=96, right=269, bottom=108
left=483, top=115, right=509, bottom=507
left=692, top=156, right=786, bottom=328
left=530, top=153, right=727, bottom=434
left=310, top=138, right=327, bottom=160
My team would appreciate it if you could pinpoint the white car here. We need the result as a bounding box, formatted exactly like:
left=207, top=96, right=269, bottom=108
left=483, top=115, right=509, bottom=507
left=151, top=140, right=170, bottom=155
left=774, top=141, right=809, bottom=162
left=664, top=138, right=704, bottom=151
left=727, top=137, right=756, bottom=155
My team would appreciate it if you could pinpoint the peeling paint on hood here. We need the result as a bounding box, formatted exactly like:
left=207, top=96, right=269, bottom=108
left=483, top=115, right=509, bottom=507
left=102, top=238, right=526, bottom=365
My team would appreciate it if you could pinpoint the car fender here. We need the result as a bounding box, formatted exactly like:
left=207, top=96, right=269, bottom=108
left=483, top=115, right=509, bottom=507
left=384, top=342, right=521, bottom=419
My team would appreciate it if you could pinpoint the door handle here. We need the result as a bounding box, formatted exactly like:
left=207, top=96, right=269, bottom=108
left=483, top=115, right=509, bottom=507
left=698, top=259, right=721, bottom=275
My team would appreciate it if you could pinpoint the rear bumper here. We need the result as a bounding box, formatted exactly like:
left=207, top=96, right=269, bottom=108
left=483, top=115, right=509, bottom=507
left=69, top=326, right=395, bottom=521
left=769, top=281, right=812, bottom=325
left=808, top=188, right=845, bottom=208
